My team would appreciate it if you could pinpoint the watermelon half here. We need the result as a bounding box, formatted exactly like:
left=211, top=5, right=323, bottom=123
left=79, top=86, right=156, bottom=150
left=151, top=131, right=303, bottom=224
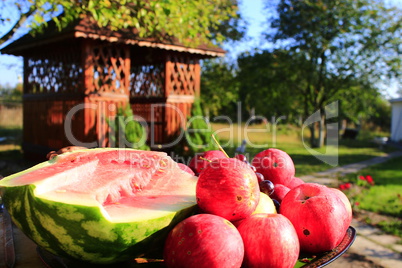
left=0, top=148, right=198, bottom=264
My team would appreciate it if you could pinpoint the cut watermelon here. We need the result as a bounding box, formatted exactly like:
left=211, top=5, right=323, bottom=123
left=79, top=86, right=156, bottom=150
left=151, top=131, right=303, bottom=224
left=0, top=148, right=198, bottom=264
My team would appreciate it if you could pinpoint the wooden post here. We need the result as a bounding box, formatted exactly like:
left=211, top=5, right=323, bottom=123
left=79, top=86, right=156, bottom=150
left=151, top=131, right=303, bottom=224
left=164, top=54, right=172, bottom=98
left=123, top=46, right=131, bottom=96
left=194, top=59, right=201, bottom=97
left=82, top=39, right=97, bottom=145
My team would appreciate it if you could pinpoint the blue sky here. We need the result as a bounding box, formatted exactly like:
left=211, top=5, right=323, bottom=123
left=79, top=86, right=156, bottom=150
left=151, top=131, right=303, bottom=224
left=0, top=0, right=400, bottom=97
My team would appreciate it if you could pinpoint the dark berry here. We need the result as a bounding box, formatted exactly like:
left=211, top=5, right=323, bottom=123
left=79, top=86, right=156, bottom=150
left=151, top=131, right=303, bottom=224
left=235, top=154, right=248, bottom=163
left=259, top=180, right=275, bottom=196
left=255, top=172, right=265, bottom=183
left=248, top=164, right=257, bottom=172
left=272, top=199, right=280, bottom=213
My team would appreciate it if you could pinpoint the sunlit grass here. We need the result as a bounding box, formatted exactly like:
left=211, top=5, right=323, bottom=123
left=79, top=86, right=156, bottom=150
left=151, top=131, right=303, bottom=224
left=211, top=123, right=391, bottom=176
left=340, top=156, right=402, bottom=237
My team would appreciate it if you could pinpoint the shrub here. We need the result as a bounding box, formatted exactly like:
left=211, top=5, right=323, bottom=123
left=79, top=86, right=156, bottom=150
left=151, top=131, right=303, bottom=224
left=107, top=105, right=149, bottom=150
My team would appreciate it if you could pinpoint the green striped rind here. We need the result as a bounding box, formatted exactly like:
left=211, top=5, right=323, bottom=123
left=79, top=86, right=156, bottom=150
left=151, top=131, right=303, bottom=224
left=3, top=184, right=197, bottom=264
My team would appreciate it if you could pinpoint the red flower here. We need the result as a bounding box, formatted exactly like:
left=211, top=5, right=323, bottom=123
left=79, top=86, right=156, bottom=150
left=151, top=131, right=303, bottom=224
left=355, top=202, right=360, bottom=206
left=365, top=175, right=374, bottom=185
left=359, top=175, right=366, bottom=181
left=339, top=182, right=352, bottom=191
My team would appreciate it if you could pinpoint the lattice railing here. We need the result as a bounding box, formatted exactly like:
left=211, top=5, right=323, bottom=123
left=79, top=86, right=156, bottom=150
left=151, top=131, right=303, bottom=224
left=167, top=55, right=198, bottom=96
left=25, top=44, right=83, bottom=94
left=130, top=63, right=165, bottom=98
left=90, top=44, right=130, bottom=95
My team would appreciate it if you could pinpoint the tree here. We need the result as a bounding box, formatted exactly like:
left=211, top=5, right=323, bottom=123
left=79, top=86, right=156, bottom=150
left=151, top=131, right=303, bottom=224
left=200, top=59, right=239, bottom=118
left=236, top=50, right=303, bottom=122
left=263, top=0, right=401, bottom=147
left=0, top=83, right=22, bottom=102
left=0, top=0, right=244, bottom=47
left=108, top=105, right=150, bottom=150
left=175, top=98, right=218, bottom=157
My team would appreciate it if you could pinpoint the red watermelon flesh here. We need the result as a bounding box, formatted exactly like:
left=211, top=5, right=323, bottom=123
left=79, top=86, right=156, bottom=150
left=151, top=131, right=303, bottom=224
left=9, top=149, right=197, bottom=222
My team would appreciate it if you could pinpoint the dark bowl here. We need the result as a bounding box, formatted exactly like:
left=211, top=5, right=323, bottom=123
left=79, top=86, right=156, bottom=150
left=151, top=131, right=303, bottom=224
left=37, top=226, right=357, bottom=268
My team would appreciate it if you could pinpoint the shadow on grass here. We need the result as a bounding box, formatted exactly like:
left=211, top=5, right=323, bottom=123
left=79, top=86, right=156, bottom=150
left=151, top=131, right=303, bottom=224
left=0, top=126, right=36, bottom=177
left=0, top=126, right=23, bottom=148
left=339, top=139, right=378, bottom=148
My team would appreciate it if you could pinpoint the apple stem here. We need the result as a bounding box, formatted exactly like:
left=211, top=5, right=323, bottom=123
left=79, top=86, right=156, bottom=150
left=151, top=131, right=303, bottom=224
left=199, top=157, right=213, bottom=163
left=211, top=134, right=229, bottom=158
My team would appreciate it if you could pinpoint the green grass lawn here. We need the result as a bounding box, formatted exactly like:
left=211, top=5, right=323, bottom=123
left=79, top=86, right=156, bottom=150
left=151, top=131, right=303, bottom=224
left=211, top=123, right=393, bottom=176
left=0, top=125, right=30, bottom=177
left=340, top=156, right=402, bottom=238
left=339, top=155, right=402, bottom=217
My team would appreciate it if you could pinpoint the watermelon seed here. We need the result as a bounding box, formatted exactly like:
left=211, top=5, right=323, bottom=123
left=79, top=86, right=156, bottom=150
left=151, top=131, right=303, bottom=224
left=187, top=251, right=191, bottom=255
left=236, top=195, right=243, bottom=201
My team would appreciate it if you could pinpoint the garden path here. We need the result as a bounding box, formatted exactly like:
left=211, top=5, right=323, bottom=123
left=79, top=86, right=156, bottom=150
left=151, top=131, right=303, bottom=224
left=300, top=149, right=402, bottom=268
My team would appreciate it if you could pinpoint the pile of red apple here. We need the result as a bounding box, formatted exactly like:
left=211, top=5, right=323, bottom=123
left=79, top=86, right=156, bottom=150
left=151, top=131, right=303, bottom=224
left=164, top=148, right=353, bottom=268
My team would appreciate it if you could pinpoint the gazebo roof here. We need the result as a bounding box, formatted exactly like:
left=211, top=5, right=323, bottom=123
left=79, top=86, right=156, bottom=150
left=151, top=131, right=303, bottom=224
left=0, top=16, right=226, bottom=58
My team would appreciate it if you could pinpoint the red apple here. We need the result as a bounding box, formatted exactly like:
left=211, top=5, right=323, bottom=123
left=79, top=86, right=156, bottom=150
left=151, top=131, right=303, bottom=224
left=237, top=213, right=300, bottom=268
left=330, top=188, right=353, bottom=223
left=164, top=214, right=244, bottom=268
left=232, top=192, right=277, bottom=227
left=280, top=183, right=351, bottom=253
left=196, top=158, right=260, bottom=221
left=251, top=148, right=295, bottom=186
left=270, top=184, right=291, bottom=203
left=188, top=150, right=227, bottom=175
left=284, top=176, right=305, bottom=189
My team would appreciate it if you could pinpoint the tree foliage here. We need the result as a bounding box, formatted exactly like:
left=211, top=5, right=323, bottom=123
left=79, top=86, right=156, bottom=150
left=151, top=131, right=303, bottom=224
left=177, top=98, right=218, bottom=156
left=200, top=59, right=239, bottom=118
left=0, top=0, right=244, bottom=46
left=0, top=83, right=22, bottom=102
left=237, top=50, right=303, bottom=121
left=261, top=0, right=401, bottom=146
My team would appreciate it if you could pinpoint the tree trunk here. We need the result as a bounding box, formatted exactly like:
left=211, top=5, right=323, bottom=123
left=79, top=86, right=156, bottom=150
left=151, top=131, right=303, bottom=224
left=318, top=110, right=326, bottom=148
left=309, top=123, right=317, bottom=148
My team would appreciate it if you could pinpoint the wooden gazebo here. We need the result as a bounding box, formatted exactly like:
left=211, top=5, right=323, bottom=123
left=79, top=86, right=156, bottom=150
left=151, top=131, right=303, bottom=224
left=1, top=16, right=225, bottom=159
